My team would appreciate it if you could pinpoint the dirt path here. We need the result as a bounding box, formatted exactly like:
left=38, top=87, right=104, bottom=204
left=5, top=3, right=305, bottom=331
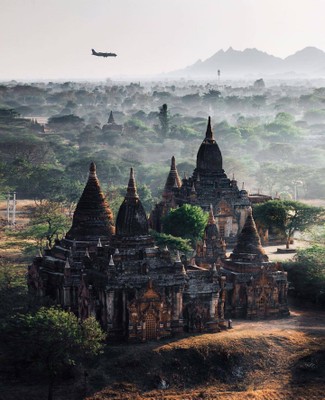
left=232, top=305, right=325, bottom=334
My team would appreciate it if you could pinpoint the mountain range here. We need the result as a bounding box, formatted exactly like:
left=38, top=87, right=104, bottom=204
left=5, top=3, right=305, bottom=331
left=169, top=47, right=325, bottom=78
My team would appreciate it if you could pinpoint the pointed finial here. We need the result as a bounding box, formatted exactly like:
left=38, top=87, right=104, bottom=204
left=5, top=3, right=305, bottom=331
left=208, top=204, right=216, bottom=224
left=109, top=255, right=115, bottom=266
left=65, top=258, right=71, bottom=269
left=206, top=116, right=214, bottom=140
left=164, top=245, right=169, bottom=252
left=242, top=182, right=245, bottom=190
left=108, top=110, right=115, bottom=123
left=97, top=238, right=102, bottom=248
left=191, top=182, right=196, bottom=193
left=203, top=240, right=207, bottom=249
left=126, top=168, right=139, bottom=199
left=183, top=171, right=187, bottom=180
left=232, top=173, right=235, bottom=181
left=114, top=248, right=119, bottom=255
left=171, top=156, right=176, bottom=170
left=176, top=250, right=181, bottom=262
left=89, top=162, right=97, bottom=178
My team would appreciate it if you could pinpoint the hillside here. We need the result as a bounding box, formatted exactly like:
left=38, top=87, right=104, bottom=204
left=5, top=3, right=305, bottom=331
left=2, top=306, right=323, bottom=399
left=83, top=310, right=325, bottom=400
left=170, top=46, right=325, bottom=78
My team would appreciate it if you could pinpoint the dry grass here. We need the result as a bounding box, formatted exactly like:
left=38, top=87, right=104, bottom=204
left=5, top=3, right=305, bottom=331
left=83, top=328, right=325, bottom=400
left=87, top=386, right=325, bottom=400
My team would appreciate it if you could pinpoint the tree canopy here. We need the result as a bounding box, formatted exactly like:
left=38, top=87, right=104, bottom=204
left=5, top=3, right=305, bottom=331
left=162, top=204, right=208, bottom=244
left=283, top=245, right=325, bottom=305
left=17, top=200, right=71, bottom=250
left=150, top=231, right=192, bottom=253
left=0, top=307, right=104, bottom=400
left=253, top=200, right=325, bottom=248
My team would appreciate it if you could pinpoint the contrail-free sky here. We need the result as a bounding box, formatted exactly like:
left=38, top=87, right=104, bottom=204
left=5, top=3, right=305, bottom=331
left=1, top=0, right=325, bottom=80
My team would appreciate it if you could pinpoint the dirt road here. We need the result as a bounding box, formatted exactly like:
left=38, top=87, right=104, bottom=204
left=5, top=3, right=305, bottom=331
left=232, top=304, right=325, bottom=334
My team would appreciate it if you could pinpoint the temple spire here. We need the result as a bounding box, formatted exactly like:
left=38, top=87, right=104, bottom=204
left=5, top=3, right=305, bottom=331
left=191, top=181, right=196, bottom=193
left=109, top=255, right=115, bottom=266
left=108, top=111, right=115, bottom=124
left=164, top=156, right=182, bottom=191
left=208, top=204, right=215, bottom=224
left=115, top=168, right=149, bottom=236
left=65, top=162, right=115, bottom=241
left=196, top=117, right=223, bottom=172
left=231, top=211, right=268, bottom=261
left=171, top=155, right=176, bottom=169
left=89, top=162, right=96, bottom=178
left=206, top=116, right=214, bottom=140
left=126, top=168, right=139, bottom=199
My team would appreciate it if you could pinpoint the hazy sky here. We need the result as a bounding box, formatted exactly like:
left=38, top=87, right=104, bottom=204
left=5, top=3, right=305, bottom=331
left=1, top=0, right=325, bottom=80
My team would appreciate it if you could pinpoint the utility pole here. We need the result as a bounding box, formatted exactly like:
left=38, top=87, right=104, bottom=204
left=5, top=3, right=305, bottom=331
left=6, top=192, right=10, bottom=225
left=13, top=192, right=16, bottom=225
left=6, top=192, right=17, bottom=226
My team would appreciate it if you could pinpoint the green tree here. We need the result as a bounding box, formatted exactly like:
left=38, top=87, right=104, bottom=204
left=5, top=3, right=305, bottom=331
left=0, top=307, right=105, bottom=400
left=158, top=103, right=169, bottom=137
left=283, top=245, right=325, bottom=305
left=162, top=204, right=208, bottom=244
left=137, top=184, right=154, bottom=212
left=264, top=112, right=303, bottom=141
left=150, top=231, right=192, bottom=253
left=253, top=200, right=325, bottom=249
left=203, top=89, right=221, bottom=105
left=0, top=259, right=32, bottom=320
left=20, top=200, right=71, bottom=249
left=254, top=162, right=281, bottom=195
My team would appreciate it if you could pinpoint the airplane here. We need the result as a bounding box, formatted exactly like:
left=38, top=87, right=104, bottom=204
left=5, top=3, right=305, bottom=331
left=91, top=49, right=117, bottom=58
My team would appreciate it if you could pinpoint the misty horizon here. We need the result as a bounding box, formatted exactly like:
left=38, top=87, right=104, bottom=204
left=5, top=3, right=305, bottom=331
left=1, top=0, right=325, bottom=80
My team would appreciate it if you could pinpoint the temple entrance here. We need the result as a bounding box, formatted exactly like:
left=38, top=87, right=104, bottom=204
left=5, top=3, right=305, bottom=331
left=145, top=313, right=157, bottom=340
left=257, top=296, right=267, bottom=317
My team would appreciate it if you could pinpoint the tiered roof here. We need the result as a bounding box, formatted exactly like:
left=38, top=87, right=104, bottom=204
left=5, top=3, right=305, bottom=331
left=231, top=211, right=268, bottom=261
left=196, top=117, right=223, bottom=172
left=66, top=162, right=115, bottom=241
left=164, top=156, right=182, bottom=192
left=115, top=168, right=149, bottom=236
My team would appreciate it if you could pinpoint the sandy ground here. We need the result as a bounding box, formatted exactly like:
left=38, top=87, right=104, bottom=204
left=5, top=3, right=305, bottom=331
left=263, top=240, right=307, bottom=262
left=232, top=303, right=325, bottom=334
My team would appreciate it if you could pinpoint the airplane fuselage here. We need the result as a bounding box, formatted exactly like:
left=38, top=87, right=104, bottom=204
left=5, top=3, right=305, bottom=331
left=92, top=49, right=117, bottom=58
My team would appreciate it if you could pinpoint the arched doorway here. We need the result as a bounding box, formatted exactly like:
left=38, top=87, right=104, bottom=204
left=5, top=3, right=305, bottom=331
left=257, top=296, right=267, bottom=317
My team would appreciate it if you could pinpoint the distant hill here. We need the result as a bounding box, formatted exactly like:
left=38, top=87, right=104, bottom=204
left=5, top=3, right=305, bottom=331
left=169, top=46, right=325, bottom=78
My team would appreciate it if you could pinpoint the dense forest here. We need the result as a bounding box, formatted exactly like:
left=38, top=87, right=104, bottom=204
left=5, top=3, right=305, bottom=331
left=0, top=79, right=325, bottom=214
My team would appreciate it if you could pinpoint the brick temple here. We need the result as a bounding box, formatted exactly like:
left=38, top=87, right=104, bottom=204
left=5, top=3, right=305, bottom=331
left=150, top=117, right=251, bottom=242
left=28, top=118, right=289, bottom=342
